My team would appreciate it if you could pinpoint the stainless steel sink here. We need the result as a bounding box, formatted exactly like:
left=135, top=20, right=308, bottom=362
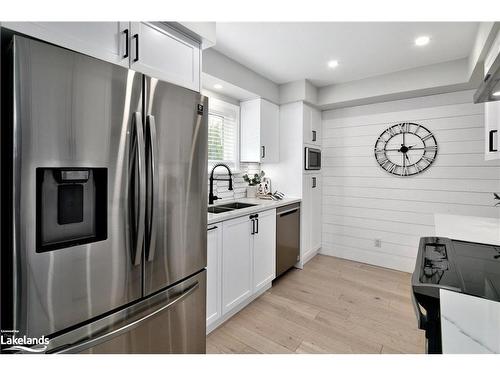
left=219, top=202, right=257, bottom=210
left=207, top=202, right=258, bottom=214
left=207, top=206, right=234, bottom=214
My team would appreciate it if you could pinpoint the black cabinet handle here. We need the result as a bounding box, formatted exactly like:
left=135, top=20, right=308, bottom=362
left=312, top=130, right=317, bottom=142
left=123, top=29, right=129, bottom=58
left=251, top=219, right=255, bottom=235
left=133, top=33, right=139, bottom=62
left=255, top=218, right=259, bottom=234
left=261, top=146, right=266, bottom=159
left=312, top=177, right=317, bottom=188
left=489, top=130, right=498, bottom=152
left=207, top=226, right=218, bottom=232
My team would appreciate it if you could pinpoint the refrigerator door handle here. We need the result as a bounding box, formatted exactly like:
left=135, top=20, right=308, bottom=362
left=146, top=115, right=158, bottom=262
left=49, top=281, right=200, bottom=354
left=132, top=112, right=146, bottom=266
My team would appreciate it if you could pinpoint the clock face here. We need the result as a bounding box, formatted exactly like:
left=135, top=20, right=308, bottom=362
left=374, top=123, right=438, bottom=177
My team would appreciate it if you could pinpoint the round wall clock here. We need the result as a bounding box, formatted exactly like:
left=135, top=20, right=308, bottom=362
left=374, top=122, right=438, bottom=177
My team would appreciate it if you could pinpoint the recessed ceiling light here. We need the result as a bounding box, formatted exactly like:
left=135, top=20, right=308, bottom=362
left=327, top=60, right=339, bottom=69
left=213, top=83, right=223, bottom=90
left=415, top=36, right=430, bottom=46
left=493, top=91, right=500, bottom=97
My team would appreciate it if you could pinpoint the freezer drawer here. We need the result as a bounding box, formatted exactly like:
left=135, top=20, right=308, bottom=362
left=46, top=270, right=206, bottom=354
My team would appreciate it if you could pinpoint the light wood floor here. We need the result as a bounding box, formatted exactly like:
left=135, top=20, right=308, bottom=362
left=206, top=254, right=425, bottom=354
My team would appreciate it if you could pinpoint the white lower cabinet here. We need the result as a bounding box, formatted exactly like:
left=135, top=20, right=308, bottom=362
left=252, top=210, right=276, bottom=292
left=311, top=174, right=322, bottom=252
left=207, top=208, right=277, bottom=332
left=301, top=173, right=322, bottom=261
left=221, top=215, right=253, bottom=314
left=206, top=224, right=222, bottom=328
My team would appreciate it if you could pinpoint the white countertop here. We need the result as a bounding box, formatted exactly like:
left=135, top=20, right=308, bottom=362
left=434, top=214, right=500, bottom=246
left=207, top=197, right=301, bottom=225
left=440, top=289, right=500, bottom=354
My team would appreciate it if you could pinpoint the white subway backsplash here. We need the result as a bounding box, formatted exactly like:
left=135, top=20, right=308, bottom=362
left=208, top=162, right=260, bottom=203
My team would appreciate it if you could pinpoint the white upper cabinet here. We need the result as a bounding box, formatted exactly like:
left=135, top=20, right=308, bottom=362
left=3, top=22, right=130, bottom=67
left=129, top=22, right=200, bottom=92
left=240, top=98, right=280, bottom=163
left=485, top=102, right=500, bottom=160
left=303, top=104, right=322, bottom=146
left=3, top=22, right=201, bottom=92
left=252, top=209, right=276, bottom=292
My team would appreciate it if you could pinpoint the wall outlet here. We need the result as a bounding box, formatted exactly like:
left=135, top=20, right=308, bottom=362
left=374, top=239, right=382, bottom=248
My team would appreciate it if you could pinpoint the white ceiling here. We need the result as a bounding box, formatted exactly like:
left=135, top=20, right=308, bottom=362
left=213, top=22, right=479, bottom=87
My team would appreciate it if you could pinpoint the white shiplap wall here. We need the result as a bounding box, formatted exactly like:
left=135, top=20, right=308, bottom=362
left=321, top=90, right=500, bottom=272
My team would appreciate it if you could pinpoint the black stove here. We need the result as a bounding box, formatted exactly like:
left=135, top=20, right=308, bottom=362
left=412, top=237, right=500, bottom=353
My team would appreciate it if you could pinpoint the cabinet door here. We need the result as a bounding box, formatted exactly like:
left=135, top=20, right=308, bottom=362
left=130, top=22, right=201, bottom=91
left=3, top=22, right=129, bottom=67
left=301, top=175, right=312, bottom=261
left=303, top=104, right=321, bottom=145
left=222, top=215, right=253, bottom=314
left=252, top=209, right=277, bottom=292
left=260, top=100, right=280, bottom=163
left=311, top=107, right=322, bottom=146
left=303, top=104, right=313, bottom=144
left=206, top=225, right=222, bottom=327
left=240, top=99, right=261, bottom=162
left=485, top=102, right=500, bottom=160
left=310, top=174, right=322, bottom=252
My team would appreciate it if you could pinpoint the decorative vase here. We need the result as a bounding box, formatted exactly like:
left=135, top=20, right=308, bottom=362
left=246, top=185, right=258, bottom=198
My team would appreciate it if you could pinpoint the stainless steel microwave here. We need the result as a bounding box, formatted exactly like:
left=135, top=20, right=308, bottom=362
left=305, top=147, right=321, bottom=170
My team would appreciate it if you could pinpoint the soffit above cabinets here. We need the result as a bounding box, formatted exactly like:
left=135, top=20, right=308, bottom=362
left=213, top=22, right=479, bottom=87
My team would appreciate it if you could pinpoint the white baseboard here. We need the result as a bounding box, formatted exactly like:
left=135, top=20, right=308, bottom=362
left=304, top=246, right=320, bottom=264
left=206, top=282, right=272, bottom=335
left=319, top=246, right=415, bottom=273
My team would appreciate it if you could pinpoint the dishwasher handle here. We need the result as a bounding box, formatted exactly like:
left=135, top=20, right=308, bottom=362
left=278, top=208, right=299, bottom=217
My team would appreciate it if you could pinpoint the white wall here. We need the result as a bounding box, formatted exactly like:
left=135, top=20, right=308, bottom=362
left=321, top=90, right=500, bottom=272
left=279, top=79, right=318, bottom=106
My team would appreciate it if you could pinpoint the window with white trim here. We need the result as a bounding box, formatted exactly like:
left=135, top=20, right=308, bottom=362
left=207, top=97, right=240, bottom=172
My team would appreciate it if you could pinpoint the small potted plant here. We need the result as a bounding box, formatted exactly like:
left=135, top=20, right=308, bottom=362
left=242, top=171, right=265, bottom=198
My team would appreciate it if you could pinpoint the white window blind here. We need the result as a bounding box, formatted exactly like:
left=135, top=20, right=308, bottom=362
left=208, top=97, right=240, bottom=171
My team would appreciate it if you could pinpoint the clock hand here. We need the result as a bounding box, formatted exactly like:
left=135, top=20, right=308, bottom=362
left=405, top=154, right=412, bottom=165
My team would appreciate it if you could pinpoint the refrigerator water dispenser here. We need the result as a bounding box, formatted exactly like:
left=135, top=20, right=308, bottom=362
left=36, top=168, right=107, bottom=252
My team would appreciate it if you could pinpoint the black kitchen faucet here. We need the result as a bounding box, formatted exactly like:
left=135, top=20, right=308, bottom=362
left=209, top=163, right=233, bottom=205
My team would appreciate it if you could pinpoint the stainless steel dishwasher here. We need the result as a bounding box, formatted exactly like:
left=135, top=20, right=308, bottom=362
left=276, top=203, right=301, bottom=278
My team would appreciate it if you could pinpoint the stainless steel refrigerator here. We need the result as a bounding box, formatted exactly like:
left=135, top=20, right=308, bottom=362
left=0, top=33, right=207, bottom=353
